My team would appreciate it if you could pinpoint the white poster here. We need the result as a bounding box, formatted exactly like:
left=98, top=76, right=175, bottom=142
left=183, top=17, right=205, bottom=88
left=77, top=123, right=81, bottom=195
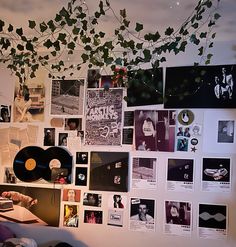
left=132, top=157, right=157, bottom=189
left=164, top=201, right=192, bottom=237
left=198, top=203, right=228, bottom=239
left=203, top=110, right=236, bottom=153
left=167, top=158, right=194, bottom=192
left=129, top=198, right=155, bottom=232
left=201, top=157, right=231, bottom=192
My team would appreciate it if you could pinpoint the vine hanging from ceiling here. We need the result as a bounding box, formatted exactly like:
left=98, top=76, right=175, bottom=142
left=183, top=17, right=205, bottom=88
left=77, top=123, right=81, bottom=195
left=0, top=0, right=221, bottom=85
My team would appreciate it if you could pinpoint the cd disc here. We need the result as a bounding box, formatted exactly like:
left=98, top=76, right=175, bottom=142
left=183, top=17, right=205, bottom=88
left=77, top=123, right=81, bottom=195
left=42, top=146, right=72, bottom=182
left=13, top=146, right=45, bottom=182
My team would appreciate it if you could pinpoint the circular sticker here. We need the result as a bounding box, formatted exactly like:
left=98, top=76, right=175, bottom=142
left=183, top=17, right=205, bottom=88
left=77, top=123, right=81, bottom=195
left=191, top=138, right=198, bottom=146
left=178, top=110, right=194, bottom=125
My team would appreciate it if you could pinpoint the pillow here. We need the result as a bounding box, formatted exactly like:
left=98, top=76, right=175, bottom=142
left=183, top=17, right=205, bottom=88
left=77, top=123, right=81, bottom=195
left=2, top=238, right=37, bottom=247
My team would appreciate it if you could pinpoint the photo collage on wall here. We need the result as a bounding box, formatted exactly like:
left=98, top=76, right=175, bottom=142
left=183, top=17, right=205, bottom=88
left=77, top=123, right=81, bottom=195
left=0, top=63, right=234, bottom=238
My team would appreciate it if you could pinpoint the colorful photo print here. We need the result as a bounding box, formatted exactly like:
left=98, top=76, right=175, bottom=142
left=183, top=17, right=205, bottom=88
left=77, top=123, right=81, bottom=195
left=58, top=133, right=68, bottom=146
left=89, top=151, right=129, bottom=192
left=43, top=128, right=55, bottom=146
left=108, top=194, right=126, bottom=209
left=62, top=189, right=81, bottom=202
left=101, top=75, right=113, bottom=89
left=165, top=64, right=236, bottom=108
left=0, top=185, right=61, bottom=227
left=126, top=68, right=163, bottom=106
left=84, top=210, right=103, bottom=224
left=83, top=192, right=102, bottom=207
left=165, top=201, right=191, bottom=226
left=202, top=158, right=230, bottom=182
left=217, top=120, right=234, bottom=143
left=63, top=204, right=79, bottom=227
left=0, top=105, right=11, bottom=122
left=13, top=79, right=45, bottom=122
left=76, top=152, right=88, bottom=164
left=75, top=167, right=88, bottom=186
left=198, top=204, right=227, bottom=230
left=87, top=69, right=100, bottom=88
left=65, top=118, right=82, bottom=131
left=167, top=159, right=194, bottom=182
left=4, top=167, right=17, bottom=184
left=50, top=79, right=84, bottom=115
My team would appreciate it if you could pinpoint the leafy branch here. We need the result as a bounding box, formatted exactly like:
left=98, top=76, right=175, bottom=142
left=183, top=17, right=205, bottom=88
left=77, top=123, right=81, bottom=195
left=0, top=0, right=221, bottom=85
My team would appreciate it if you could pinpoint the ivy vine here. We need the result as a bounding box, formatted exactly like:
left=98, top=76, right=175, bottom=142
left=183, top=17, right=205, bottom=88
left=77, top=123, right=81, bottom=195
left=0, top=0, right=221, bottom=87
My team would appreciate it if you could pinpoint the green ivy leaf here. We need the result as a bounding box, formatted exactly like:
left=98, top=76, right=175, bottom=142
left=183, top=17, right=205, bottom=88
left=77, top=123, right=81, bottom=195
left=209, top=42, right=214, bottom=48
left=212, top=33, right=216, bottom=39
left=192, top=23, right=199, bottom=29
left=40, top=22, right=47, bottom=32
left=54, top=40, right=60, bottom=51
left=123, top=19, right=130, bottom=28
left=58, top=33, right=67, bottom=42
left=8, top=24, right=13, bottom=32
left=81, top=53, right=89, bottom=63
left=72, top=26, right=80, bottom=35
left=165, top=27, right=174, bottom=36
left=198, top=46, right=204, bottom=55
left=28, top=20, right=36, bottom=29
left=16, top=28, right=23, bottom=36
left=99, top=1, right=105, bottom=15
left=143, top=49, right=151, bottom=61
left=51, top=51, right=57, bottom=56
left=99, top=31, right=105, bottom=38
left=95, top=11, right=101, bottom=18
left=0, top=20, right=5, bottom=32
left=17, top=44, right=24, bottom=51
left=43, top=39, right=53, bottom=48
left=26, top=42, right=34, bottom=51
left=2, top=39, right=11, bottom=50
left=47, top=20, right=56, bottom=32
left=120, top=9, right=126, bottom=19
left=200, top=32, right=207, bottom=38
left=136, top=43, right=143, bottom=50
left=135, top=23, right=143, bottom=32
left=68, top=41, right=75, bottom=50
left=214, top=13, right=221, bottom=20
left=59, top=7, right=69, bottom=17
left=55, top=14, right=62, bottom=22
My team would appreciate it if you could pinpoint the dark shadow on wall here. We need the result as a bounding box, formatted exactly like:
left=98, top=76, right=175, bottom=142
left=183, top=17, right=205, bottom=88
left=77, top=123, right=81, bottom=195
left=1, top=222, right=88, bottom=247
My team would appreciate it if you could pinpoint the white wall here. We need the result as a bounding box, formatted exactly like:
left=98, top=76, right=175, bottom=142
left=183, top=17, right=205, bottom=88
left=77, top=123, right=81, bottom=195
left=0, top=39, right=236, bottom=247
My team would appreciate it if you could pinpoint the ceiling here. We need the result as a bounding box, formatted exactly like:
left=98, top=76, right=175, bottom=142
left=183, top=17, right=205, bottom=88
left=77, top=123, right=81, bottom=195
left=0, top=0, right=235, bottom=43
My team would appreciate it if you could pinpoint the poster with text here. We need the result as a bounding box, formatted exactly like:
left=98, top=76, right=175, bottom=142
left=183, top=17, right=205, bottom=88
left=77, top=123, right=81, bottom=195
left=107, top=209, right=124, bottom=227
left=167, top=158, right=194, bottom=192
left=198, top=203, right=228, bottom=239
left=129, top=198, right=155, bottom=232
left=85, top=88, right=123, bottom=145
left=164, top=201, right=192, bottom=236
left=132, top=157, right=157, bottom=189
left=134, top=110, right=176, bottom=152
left=201, top=157, right=231, bottom=192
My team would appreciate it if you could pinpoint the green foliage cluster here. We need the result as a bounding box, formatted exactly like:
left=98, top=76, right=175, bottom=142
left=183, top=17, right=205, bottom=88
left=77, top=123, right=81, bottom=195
left=0, top=0, right=221, bottom=85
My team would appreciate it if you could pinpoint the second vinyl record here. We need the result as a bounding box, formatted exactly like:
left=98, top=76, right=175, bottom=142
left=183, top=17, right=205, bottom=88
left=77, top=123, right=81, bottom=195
left=13, top=146, right=46, bottom=182
left=42, top=146, right=72, bottom=183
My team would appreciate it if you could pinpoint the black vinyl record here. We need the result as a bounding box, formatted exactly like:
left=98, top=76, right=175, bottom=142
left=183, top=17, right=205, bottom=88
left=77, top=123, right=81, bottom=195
left=42, top=146, right=72, bottom=183
left=13, top=146, right=45, bottom=182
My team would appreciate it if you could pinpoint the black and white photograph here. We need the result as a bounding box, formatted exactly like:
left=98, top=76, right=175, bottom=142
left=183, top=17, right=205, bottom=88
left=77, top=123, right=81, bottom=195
left=75, top=167, right=88, bottom=186
left=132, top=157, right=157, bottom=189
left=126, top=68, right=163, bottom=107
left=164, top=201, right=192, bottom=236
left=123, top=111, right=134, bottom=127
left=198, top=203, right=228, bottom=239
left=83, top=192, right=102, bottom=207
left=76, top=152, right=88, bottom=164
left=50, top=79, right=84, bottom=115
left=122, top=128, right=133, bottom=145
left=85, top=88, right=123, bottom=146
left=89, top=151, right=129, bottom=192
left=167, top=158, right=194, bottom=192
left=165, top=64, right=236, bottom=108
left=217, top=120, right=234, bottom=143
left=0, top=105, right=11, bottom=122
left=134, top=110, right=176, bottom=152
left=129, top=198, right=155, bottom=232
left=84, top=210, right=103, bottom=224
left=202, top=157, right=231, bottom=192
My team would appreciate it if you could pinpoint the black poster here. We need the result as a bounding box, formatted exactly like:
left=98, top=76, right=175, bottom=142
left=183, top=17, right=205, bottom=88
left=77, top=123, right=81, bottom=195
left=164, top=64, right=236, bottom=108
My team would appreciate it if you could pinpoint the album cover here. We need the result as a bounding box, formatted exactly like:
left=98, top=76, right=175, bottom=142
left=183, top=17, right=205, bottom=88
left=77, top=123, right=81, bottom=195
left=76, top=152, right=88, bottom=164
left=127, top=68, right=163, bottom=106
left=164, top=64, right=236, bottom=108
left=89, top=151, right=129, bottom=192
left=85, top=88, right=123, bottom=146
left=62, top=189, right=81, bottom=202
left=75, top=167, right=88, bottom=186
left=83, top=192, right=102, bottom=207
left=50, top=79, right=85, bottom=115
left=63, top=204, right=79, bottom=227
left=134, top=110, right=176, bottom=152
left=0, top=185, right=61, bottom=227
left=84, top=210, right=103, bottom=224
